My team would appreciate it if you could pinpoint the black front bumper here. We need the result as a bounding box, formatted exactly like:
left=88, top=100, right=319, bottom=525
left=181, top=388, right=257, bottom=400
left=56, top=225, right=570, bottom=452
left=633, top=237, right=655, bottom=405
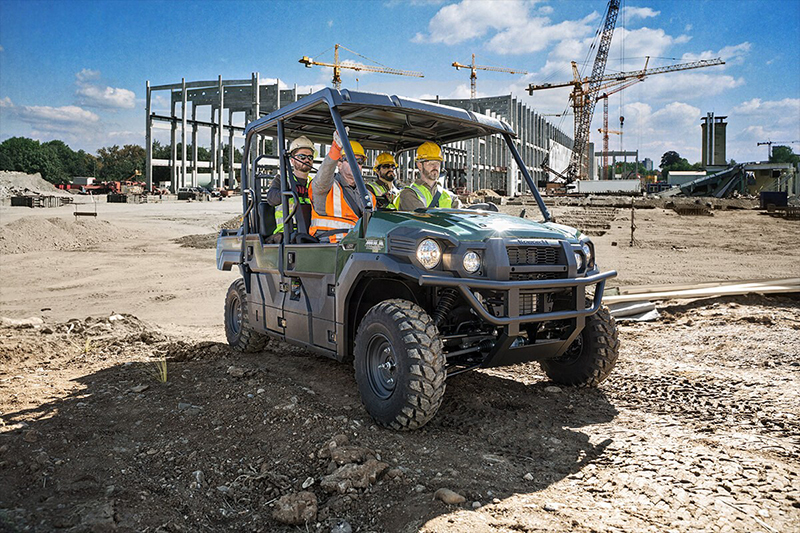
left=418, top=269, right=617, bottom=368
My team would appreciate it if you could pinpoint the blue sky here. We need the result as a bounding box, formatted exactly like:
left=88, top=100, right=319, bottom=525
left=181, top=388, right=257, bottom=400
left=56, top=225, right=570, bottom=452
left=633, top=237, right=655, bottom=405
left=1, top=0, right=798, bottom=168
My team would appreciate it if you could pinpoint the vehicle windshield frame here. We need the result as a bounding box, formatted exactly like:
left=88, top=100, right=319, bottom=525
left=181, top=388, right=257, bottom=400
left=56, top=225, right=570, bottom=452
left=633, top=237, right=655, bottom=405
left=240, top=88, right=551, bottom=235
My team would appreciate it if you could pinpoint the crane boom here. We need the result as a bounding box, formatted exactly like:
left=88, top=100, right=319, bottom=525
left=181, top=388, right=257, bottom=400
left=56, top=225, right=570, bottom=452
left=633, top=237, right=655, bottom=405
left=564, top=0, right=620, bottom=182
left=299, top=44, right=423, bottom=89
left=452, top=54, right=528, bottom=98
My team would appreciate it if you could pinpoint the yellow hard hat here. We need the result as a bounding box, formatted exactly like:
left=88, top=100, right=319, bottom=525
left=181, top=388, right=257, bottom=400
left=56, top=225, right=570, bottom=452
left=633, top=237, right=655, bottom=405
left=373, top=152, right=397, bottom=171
left=416, top=142, right=443, bottom=162
left=344, top=140, right=366, bottom=159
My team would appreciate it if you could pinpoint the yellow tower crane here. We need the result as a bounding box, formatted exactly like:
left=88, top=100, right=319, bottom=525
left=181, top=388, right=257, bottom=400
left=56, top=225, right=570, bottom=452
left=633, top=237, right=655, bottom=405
left=452, top=54, right=528, bottom=99
left=299, top=44, right=423, bottom=90
left=528, top=56, right=725, bottom=181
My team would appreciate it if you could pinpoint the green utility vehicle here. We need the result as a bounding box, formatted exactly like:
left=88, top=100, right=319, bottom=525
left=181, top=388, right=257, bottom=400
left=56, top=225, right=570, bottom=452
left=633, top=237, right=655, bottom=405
left=217, top=89, right=619, bottom=430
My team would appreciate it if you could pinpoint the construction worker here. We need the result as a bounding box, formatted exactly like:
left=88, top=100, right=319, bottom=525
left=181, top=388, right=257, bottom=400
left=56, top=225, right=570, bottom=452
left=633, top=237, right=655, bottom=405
left=366, top=152, right=400, bottom=209
left=265, top=136, right=315, bottom=242
left=309, top=131, right=376, bottom=243
left=395, top=142, right=462, bottom=211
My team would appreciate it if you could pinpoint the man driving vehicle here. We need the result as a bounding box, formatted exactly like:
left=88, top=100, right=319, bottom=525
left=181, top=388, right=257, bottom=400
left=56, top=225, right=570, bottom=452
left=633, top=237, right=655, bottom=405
left=309, top=130, right=376, bottom=243
left=395, top=142, right=462, bottom=210
left=265, top=135, right=314, bottom=243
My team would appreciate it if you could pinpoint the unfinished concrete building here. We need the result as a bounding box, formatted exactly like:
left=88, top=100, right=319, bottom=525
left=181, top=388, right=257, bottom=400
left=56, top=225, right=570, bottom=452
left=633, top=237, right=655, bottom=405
left=145, top=74, right=306, bottom=192
left=146, top=78, right=574, bottom=196
left=432, top=95, right=574, bottom=195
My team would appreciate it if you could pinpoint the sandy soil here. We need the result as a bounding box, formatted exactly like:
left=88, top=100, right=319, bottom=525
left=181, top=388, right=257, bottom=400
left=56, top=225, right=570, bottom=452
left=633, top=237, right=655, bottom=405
left=1, top=192, right=799, bottom=532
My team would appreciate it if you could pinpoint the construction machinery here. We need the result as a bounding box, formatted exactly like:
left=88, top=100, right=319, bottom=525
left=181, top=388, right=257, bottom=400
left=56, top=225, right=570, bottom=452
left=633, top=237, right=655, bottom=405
left=299, top=44, right=423, bottom=90
left=452, top=54, right=528, bottom=99
left=757, top=140, right=800, bottom=159
left=527, top=0, right=725, bottom=182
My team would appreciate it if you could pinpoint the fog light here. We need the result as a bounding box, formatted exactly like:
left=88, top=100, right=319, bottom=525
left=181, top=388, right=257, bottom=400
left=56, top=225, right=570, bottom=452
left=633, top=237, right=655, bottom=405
left=463, top=251, right=481, bottom=273
left=574, top=251, right=585, bottom=271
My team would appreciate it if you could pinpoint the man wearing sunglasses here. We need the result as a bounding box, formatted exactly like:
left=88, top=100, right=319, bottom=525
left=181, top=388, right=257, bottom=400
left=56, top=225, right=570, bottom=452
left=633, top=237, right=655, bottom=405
left=309, top=130, right=376, bottom=243
left=265, top=136, right=315, bottom=242
left=395, top=142, right=462, bottom=211
left=366, top=152, right=400, bottom=209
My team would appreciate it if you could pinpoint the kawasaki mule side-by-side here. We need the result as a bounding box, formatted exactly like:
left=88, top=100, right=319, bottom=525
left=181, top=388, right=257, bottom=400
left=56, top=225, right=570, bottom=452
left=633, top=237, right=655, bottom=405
left=217, top=88, right=619, bottom=430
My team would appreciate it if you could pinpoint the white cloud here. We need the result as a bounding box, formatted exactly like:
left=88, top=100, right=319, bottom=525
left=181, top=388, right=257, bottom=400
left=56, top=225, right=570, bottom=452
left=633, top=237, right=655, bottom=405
left=487, top=13, right=598, bottom=55
left=731, top=98, right=800, bottom=129
left=5, top=100, right=100, bottom=135
left=622, top=6, right=660, bottom=20
left=637, top=71, right=743, bottom=100
left=537, top=5, right=553, bottom=15
left=0, top=45, right=5, bottom=53
left=74, top=69, right=136, bottom=109
left=0, top=96, right=13, bottom=108
left=412, top=0, right=539, bottom=46
left=76, top=68, right=101, bottom=82
left=327, top=20, right=333, bottom=27
left=681, top=42, right=751, bottom=66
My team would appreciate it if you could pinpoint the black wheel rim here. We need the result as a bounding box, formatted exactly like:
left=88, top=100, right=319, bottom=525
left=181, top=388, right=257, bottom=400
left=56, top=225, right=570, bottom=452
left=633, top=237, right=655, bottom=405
left=366, top=333, right=397, bottom=400
left=227, top=293, right=242, bottom=336
left=556, top=331, right=584, bottom=365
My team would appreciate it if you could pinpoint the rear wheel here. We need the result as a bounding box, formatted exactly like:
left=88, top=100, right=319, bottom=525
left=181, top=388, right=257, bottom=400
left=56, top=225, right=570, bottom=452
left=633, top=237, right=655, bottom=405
left=540, top=304, right=619, bottom=387
left=354, top=299, right=446, bottom=430
left=224, top=279, right=268, bottom=352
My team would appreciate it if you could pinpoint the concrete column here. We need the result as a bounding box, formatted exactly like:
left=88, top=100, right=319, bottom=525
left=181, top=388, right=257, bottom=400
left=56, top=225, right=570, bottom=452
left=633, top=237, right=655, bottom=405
left=170, top=97, right=177, bottom=192
left=181, top=78, right=187, bottom=189
left=210, top=117, right=217, bottom=188
left=228, top=109, right=235, bottom=187
left=217, top=76, right=224, bottom=188
left=191, top=104, right=198, bottom=187
left=145, top=80, right=152, bottom=190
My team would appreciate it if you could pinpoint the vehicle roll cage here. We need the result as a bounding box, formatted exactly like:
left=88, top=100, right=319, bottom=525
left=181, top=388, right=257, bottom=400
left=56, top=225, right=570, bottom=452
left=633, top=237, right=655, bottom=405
left=240, top=88, right=552, bottom=240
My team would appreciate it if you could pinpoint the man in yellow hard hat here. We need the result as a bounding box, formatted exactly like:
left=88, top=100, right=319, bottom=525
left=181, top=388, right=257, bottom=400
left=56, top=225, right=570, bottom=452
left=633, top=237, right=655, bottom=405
left=309, top=130, right=376, bottom=243
left=366, top=152, right=400, bottom=209
left=395, top=142, right=462, bottom=211
left=265, top=135, right=315, bottom=242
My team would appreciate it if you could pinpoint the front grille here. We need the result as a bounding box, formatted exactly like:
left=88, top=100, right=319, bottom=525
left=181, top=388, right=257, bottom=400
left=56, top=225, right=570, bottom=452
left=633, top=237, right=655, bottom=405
left=389, top=236, right=416, bottom=254
left=507, top=246, right=559, bottom=266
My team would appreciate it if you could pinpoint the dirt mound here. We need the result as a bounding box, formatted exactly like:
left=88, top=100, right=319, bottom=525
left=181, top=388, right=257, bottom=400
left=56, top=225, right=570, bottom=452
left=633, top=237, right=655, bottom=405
left=0, top=216, right=137, bottom=255
left=174, top=216, right=241, bottom=249
left=0, top=171, right=71, bottom=200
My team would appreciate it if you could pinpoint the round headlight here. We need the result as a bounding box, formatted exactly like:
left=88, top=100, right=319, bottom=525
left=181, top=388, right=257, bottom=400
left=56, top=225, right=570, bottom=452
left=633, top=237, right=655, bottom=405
left=416, top=239, right=441, bottom=269
left=463, top=251, right=481, bottom=273
left=581, top=242, right=593, bottom=267
left=574, top=252, right=585, bottom=271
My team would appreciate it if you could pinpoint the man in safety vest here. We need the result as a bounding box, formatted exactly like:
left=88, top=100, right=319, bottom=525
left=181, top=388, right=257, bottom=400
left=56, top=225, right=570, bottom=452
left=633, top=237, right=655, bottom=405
left=366, top=152, right=400, bottom=209
left=309, top=132, right=376, bottom=243
left=265, top=136, right=314, bottom=243
left=395, top=142, right=462, bottom=211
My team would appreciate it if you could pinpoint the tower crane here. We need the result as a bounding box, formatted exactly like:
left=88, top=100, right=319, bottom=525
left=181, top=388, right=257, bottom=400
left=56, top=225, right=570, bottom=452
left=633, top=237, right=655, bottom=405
left=299, top=44, right=423, bottom=90
left=529, top=55, right=725, bottom=181
left=527, top=0, right=620, bottom=182
left=452, top=54, right=528, bottom=99
left=757, top=140, right=800, bottom=159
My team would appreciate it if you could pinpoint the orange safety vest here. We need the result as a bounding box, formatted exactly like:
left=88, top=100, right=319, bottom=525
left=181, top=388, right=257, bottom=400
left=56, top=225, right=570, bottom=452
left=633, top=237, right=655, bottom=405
left=309, top=174, right=376, bottom=243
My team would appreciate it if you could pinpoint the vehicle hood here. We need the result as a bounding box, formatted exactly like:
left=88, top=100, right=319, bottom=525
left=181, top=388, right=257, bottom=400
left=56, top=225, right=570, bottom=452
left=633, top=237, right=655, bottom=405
left=364, top=209, right=582, bottom=243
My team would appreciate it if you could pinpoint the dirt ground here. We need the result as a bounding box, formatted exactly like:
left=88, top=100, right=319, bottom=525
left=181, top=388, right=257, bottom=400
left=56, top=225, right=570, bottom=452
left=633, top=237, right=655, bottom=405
left=1, top=192, right=799, bottom=533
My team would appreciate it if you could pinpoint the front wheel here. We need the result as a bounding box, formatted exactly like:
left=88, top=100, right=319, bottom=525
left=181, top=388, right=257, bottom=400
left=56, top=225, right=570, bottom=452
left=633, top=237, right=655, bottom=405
left=224, top=279, right=268, bottom=352
left=354, top=299, right=446, bottom=430
left=540, top=305, right=619, bottom=387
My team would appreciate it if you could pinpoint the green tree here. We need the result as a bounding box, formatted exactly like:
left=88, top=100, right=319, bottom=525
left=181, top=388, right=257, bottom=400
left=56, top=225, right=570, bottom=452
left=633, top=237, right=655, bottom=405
left=660, top=151, right=683, bottom=169
left=770, top=146, right=800, bottom=165
left=0, top=137, right=67, bottom=184
left=96, top=144, right=146, bottom=181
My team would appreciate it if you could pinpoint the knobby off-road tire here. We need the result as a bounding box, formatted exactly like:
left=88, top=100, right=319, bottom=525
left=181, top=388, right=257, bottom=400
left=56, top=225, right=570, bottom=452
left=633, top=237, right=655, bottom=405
left=540, top=304, right=619, bottom=387
left=354, top=299, right=446, bottom=430
left=224, top=279, right=268, bottom=353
